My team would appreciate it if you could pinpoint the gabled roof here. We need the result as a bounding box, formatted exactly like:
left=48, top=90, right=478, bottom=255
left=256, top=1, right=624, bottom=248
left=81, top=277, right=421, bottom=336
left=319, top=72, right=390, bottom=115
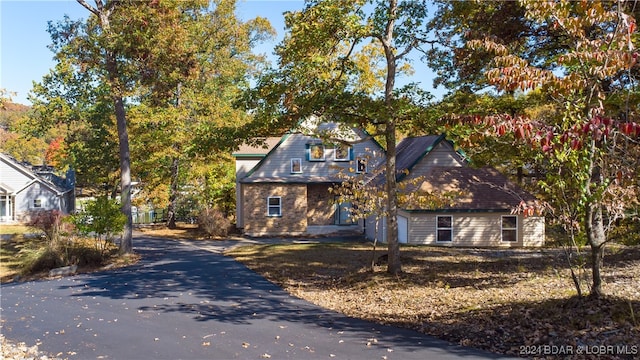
left=370, top=134, right=462, bottom=185
left=0, top=152, right=72, bottom=195
left=406, top=166, right=537, bottom=211
left=396, top=134, right=468, bottom=181
left=232, top=137, right=282, bottom=158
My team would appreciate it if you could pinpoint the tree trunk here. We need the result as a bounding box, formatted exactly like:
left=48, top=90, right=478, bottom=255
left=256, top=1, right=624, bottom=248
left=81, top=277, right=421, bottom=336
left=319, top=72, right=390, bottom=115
left=381, top=0, right=401, bottom=275
left=166, top=156, right=179, bottom=229
left=83, top=1, right=133, bottom=254
left=114, top=95, right=133, bottom=253
left=585, top=201, right=606, bottom=298
left=385, top=119, right=401, bottom=274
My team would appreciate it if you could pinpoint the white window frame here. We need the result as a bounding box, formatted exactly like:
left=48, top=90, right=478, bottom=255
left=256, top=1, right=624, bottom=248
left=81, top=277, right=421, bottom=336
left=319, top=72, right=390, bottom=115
left=356, top=157, right=367, bottom=173
left=290, top=158, right=302, bottom=174
left=501, top=215, right=518, bottom=242
left=333, top=144, right=351, bottom=161
left=33, top=198, right=43, bottom=209
left=267, top=196, right=282, bottom=217
left=436, top=215, right=453, bottom=242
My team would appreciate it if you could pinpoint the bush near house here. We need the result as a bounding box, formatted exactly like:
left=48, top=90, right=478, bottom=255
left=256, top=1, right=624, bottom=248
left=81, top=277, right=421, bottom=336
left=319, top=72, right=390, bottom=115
left=1, top=204, right=132, bottom=281
left=197, top=207, right=231, bottom=238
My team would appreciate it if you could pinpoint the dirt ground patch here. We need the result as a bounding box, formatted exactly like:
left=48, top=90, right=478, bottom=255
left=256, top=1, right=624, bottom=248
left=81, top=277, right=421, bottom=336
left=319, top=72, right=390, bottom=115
left=227, top=243, right=640, bottom=359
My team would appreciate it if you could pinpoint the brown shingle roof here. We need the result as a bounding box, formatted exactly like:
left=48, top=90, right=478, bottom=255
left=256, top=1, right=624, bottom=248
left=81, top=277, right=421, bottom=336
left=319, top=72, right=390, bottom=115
left=233, top=137, right=282, bottom=156
left=407, top=166, right=537, bottom=211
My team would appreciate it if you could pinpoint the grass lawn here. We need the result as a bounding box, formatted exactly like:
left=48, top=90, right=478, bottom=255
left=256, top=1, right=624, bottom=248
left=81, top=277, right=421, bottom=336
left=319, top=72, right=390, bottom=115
left=227, top=243, right=640, bottom=358
left=0, top=225, right=32, bottom=235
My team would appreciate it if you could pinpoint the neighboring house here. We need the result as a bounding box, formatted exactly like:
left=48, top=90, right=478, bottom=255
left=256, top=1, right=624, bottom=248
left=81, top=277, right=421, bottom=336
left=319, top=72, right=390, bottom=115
left=234, top=125, right=545, bottom=247
left=233, top=122, right=385, bottom=236
left=0, top=153, right=75, bottom=223
left=366, top=134, right=545, bottom=247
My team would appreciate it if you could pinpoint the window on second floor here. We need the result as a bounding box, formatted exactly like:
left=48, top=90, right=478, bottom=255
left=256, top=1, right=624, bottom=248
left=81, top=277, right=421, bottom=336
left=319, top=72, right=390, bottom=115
left=307, top=144, right=325, bottom=161
left=334, top=144, right=352, bottom=161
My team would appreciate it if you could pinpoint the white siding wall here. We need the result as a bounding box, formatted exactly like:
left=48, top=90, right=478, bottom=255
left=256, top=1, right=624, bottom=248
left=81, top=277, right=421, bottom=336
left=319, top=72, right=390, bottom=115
left=523, top=216, right=545, bottom=247
left=0, top=158, right=34, bottom=193
left=407, top=212, right=544, bottom=247
left=15, top=183, right=61, bottom=220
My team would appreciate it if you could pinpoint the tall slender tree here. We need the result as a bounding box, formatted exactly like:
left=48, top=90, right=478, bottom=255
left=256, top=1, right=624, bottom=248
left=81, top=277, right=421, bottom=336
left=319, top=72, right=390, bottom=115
left=244, top=0, right=436, bottom=274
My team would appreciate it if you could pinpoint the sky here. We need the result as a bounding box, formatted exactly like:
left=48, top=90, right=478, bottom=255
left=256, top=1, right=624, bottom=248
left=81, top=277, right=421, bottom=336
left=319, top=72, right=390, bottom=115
left=1, top=0, right=440, bottom=106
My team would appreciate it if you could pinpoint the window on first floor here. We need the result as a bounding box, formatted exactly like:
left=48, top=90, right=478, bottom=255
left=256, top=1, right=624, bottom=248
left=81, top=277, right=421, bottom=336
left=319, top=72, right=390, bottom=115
left=501, top=215, right=518, bottom=242
left=436, top=215, right=452, bottom=242
left=267, top=196, right=281, bottom=217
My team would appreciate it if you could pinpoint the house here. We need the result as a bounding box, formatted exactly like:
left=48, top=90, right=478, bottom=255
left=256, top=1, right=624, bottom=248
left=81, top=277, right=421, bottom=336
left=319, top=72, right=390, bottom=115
left=366, top=134, right=545, bottom=247
left=0, top=153, right=75, bottom=223
left=233, top=122, right=385, bottom=236
left=234, top=125, right=545, bottom=247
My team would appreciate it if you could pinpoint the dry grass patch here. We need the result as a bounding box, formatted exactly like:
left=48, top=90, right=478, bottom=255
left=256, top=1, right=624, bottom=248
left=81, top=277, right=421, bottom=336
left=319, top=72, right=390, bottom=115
left=0, top=234, right=139, bottom=283
left=136, top=222, right=239, bottom=240
left=227, top=243, right=640, bottom=358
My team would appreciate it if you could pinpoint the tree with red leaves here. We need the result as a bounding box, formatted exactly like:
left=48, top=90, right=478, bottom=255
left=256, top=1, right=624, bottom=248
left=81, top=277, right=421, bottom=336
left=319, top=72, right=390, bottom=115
left=462, top=0, right=640, bottom=298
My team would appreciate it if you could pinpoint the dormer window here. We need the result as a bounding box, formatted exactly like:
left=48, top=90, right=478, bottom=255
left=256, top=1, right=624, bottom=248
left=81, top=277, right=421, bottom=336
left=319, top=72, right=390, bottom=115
left=307, top=143, right=325, bottom=161
left=334, top=144, right=352, bottom=161
left=356, top=157, right=367, bottom=173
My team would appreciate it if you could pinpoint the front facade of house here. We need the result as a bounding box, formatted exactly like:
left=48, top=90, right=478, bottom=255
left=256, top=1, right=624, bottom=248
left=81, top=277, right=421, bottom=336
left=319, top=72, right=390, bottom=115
left=234, top=126, right=545, bottom=247
left=0, top=153, right=75, bottom=223
left=234, top=123, right=385, bottom=237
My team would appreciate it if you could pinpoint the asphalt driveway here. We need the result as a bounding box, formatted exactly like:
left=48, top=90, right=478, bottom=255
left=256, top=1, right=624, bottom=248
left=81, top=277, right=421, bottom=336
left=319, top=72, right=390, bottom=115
left=0, top=236, right=512, bottom=359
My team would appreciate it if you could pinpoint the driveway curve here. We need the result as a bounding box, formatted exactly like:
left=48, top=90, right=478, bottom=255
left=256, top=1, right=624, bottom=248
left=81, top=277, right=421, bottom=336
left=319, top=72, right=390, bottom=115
left=1, top=235, right=512, bottom=359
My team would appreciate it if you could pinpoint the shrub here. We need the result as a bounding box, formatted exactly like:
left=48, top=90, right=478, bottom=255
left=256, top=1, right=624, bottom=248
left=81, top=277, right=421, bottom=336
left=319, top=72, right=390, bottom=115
left=73, top=196, right=126, bottom=254
left=68, top=239, right=114, bottom=267
left=26, top=210, right=66, bottom=246
left=197, top=207, right=231, bottom=238
left=21, top=246, right=64, bottom=274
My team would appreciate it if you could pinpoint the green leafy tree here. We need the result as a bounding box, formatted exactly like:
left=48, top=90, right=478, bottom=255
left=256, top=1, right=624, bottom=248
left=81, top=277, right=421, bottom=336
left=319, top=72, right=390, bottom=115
left=73, top=196, right=127, bottom=255
left=28, top=0, right=138, bottom=252
left=127, top=0, right=273, bottom=228
left=244, top=0, right=437, bottom=274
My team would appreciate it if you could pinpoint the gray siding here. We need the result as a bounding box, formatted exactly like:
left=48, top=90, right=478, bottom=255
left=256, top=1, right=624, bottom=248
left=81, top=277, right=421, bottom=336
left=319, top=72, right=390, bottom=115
left=247, top=133, right=385, bottom=180
left=0, top=157, right=34, bottom=192
left=402, top=142, right=464, bottom=183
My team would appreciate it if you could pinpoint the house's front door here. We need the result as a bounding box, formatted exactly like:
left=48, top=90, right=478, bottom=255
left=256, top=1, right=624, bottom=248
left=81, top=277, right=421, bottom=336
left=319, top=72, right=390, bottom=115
left=334, top=200, right=354, bottom=225
left=398, top=215, right=408, bottom=244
